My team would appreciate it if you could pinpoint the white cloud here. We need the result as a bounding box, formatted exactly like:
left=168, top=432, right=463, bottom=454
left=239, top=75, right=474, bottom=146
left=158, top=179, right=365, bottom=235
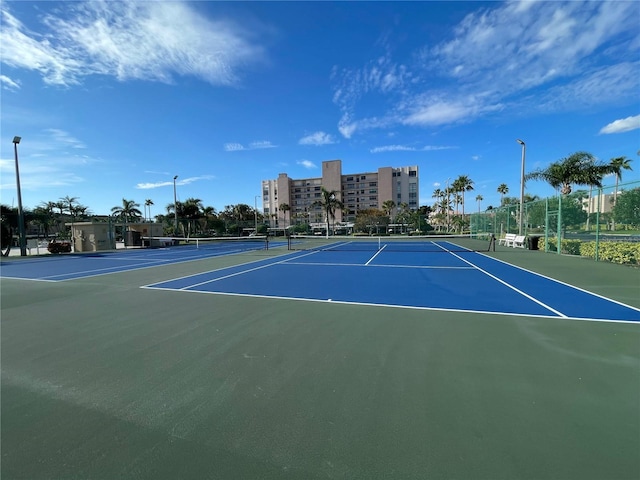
left=224, top=143, right=245, bottom=152
left=331, top=1, right=638, bottom=135
left=224, top=141, right=276, bottom=151
left=0, top=2, right=266, bottom=87
left=0, top=129, right=95, bottom=191
left=371, top=144, right=457, bottom=153
left=248, top=141, right=276, bottom=149
left=296, top=160, right=317, bottom=169
left=136, top=175, right=214, bottom=190
left=46, top=129, right=86, bottom=149
left=0, top=74, right=20, bottom=90
left=299, top=131, right=336, bottom=146
left=371, top=145, right=416, bottom=153
left=599, top=115, right=640, bottom=135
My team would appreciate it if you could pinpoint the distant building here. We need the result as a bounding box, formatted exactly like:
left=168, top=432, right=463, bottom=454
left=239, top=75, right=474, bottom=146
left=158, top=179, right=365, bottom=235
left=262, top=159, right=419, bottom=228
left=582, top=191, right=618, bottom=214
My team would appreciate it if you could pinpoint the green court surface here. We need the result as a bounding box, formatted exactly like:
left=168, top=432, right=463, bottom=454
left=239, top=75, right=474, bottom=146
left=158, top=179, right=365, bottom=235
left=1, top=246, right=639, bottom=479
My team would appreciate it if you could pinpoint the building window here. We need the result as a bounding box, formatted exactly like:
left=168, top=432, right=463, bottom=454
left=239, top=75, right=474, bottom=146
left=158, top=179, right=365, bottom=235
left=361, top=175, right=366, bottom=180
left=409, top=170, right=417, bottom=177
left=346, top=176, right=354, bottom=181
left=369, top=182, right=377, bottom=187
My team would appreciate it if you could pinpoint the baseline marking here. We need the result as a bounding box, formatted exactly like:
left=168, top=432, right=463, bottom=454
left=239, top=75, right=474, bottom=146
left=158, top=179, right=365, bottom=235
left=437, top=247, right=567, bottom=318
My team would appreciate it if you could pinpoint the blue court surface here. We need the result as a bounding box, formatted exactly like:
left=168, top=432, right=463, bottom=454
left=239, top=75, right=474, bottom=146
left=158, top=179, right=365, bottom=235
left=3, top=240, right=638, bottom=322
left=140, top=247, right=640, bottom=323
left=0, top=239, right=282, bottom=282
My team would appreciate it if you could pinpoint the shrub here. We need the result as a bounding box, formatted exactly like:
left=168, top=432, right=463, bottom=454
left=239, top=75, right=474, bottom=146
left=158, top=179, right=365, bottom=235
left=538, top=237, right=639, bottom=265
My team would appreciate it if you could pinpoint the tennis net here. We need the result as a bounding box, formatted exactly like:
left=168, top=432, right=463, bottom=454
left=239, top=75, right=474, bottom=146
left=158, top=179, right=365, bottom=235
left=146, top=236, right=269, bottom=251
left=288, top=234, right=493, bottom=253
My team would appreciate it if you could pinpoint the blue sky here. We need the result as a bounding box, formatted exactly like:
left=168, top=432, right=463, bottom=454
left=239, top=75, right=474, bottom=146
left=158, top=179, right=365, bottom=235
left=1, top=0, right=639, bottom=217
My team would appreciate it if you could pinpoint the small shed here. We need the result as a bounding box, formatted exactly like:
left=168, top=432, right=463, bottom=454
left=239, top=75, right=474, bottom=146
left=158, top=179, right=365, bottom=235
left=68, top=222, right=114, bottom=252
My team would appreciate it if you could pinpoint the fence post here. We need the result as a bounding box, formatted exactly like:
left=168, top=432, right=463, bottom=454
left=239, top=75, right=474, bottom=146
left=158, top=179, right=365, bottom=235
left=557, top=194, right=562, bottom=255
left=595, top=187, right=601, bottom=262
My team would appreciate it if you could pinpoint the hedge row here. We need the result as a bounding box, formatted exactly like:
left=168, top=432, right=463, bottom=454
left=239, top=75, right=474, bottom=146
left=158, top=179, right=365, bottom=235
left=538, top=238, right=640, bottom=265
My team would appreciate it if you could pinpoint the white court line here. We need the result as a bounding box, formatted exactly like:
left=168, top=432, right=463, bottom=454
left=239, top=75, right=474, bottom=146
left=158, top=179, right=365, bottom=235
left=434, top=245, right=567, bottom=318
left=138, top=288, right=639, bottom=325
left=475, top=251, right=640, bottom=314
left=140, top=251, right=317, bottom=290
left=37, top=247, right=275, bottom=282
left=365, top=244, right=386, bottom=265
left=283, top=261, right=474, bottom=270
left=179, top=250, right=320, bottom=290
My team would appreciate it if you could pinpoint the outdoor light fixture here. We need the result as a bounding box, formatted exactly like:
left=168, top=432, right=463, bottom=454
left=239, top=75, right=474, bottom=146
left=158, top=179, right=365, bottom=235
left=517, top=139, right=526, bottom=236
left=254, top=195, right=260, bottom=233
left=12, top=136, right=27, bottom=256
left=173, top=175, right=179, bottom=233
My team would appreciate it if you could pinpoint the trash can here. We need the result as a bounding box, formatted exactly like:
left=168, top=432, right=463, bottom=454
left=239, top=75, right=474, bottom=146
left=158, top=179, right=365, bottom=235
left=527, top=235, right=540, bottom=250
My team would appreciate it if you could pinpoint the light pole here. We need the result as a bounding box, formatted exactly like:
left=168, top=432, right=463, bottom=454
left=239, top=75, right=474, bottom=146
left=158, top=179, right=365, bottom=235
left=12, top=136, right=27, bottom=256
left=445, top=177, right=451, bottom=233
left=254, top=195, right=260, bottom=234
left=173, top=175, right=178, bottom=234
left=517, top=139, right=526, bottom=236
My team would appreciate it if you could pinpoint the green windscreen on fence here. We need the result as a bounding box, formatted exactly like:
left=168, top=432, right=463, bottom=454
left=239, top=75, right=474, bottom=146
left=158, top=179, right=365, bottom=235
left=469, top=180, right=640, bottom=264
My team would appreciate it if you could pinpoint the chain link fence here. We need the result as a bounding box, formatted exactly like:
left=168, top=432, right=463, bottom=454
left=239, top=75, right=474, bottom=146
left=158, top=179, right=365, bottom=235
left=470, top=180, right=640, bottom=265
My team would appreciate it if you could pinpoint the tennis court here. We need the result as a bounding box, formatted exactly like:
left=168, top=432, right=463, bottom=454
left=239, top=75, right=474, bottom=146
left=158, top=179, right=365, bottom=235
left=2, top=236, right=639, bottom=479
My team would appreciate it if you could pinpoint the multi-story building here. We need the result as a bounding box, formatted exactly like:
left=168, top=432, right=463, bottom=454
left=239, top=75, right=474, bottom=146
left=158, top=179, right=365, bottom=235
left=262, top=159, right=419, bottom=228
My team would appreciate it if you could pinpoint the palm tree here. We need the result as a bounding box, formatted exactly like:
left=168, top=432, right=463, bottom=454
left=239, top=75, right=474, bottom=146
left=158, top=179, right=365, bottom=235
left=312, top=188, right=344, bottom=238
left=111, top=199, right=142, bottom=225
left=454, top=175, right=474, bottom=217
left=525, top=151, right=613, bottom=195
left=382, top=200, right=396, bottom=222
left=279, top=203, right=291, bottom=229
left=144, top=199, right=154, bottom=222
left=476, top=194, right=483, bottom=214
left=182, top=198, right=203, bottom=237
left=497, top=184, right=509, bottom=206
left=609, top=156, right=633, bottom=206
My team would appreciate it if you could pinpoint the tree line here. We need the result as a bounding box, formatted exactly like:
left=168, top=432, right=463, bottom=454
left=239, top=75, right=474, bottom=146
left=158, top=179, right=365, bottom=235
left=1, top=152, right=635, bottom=253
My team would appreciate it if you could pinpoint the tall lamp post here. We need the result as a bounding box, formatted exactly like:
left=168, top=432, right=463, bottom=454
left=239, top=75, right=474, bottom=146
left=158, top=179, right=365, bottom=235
left=12, top=136, right=27, bottom=256
left=517, top=139, right=526, bottom=236
left=173, top=175, right=178, bottom=234
left=254, top=195, right=260, bottom=234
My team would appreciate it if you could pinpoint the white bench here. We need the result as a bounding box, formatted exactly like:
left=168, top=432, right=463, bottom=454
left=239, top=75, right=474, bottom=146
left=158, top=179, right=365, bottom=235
left=513, top=235, right=526, bottom=248
left=498, top=233, right=517, bottom=246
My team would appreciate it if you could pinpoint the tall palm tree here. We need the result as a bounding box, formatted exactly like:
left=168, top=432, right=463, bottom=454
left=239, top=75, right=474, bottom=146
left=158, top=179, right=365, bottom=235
left=111, top=199, right=142, bottom=244
left=279, top=203, right=291, bottom=229
left=525, top=151, right=613, bottom=195
left=182, top=198, right=203, bottom=237
left=497, top=184, right=509, bottom=206
left=312, top=188, right=343, bottom=238
left=476, top=194, right=483, bottom=214
left=144, top=199, right=154, bottom=222
left=454, top=175, right=474, bottom=217
left=382, top=200, right=396, bottom=221
left=111, top=199, right=142, bottom=224
left=432, top=189, right=443, bottom=214
left=609, top=156, right=633, bottom=206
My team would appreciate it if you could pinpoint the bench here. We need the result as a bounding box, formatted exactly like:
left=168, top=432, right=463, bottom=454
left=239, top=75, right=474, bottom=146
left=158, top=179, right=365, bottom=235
left=513, top=235, right=526, bottom=248
left=498, top=233, right=517, bottom=246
